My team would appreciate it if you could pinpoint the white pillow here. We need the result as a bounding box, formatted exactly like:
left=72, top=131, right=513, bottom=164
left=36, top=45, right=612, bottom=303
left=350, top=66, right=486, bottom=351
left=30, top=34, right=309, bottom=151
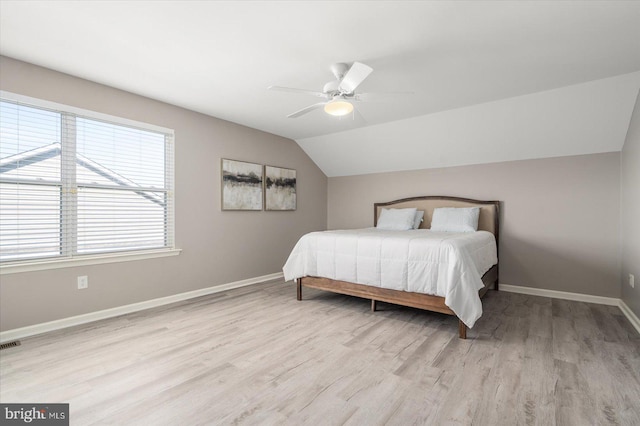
left=377, top=208, right=417, bottom=231
left=413, top=210, right=425, bottom=229
left=430, top=207, right=480, bottom=232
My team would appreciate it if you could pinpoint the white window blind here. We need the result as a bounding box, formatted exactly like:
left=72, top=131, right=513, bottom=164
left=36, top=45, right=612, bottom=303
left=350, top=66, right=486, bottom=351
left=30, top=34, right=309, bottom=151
left=0, top=96, right=175, bottom=263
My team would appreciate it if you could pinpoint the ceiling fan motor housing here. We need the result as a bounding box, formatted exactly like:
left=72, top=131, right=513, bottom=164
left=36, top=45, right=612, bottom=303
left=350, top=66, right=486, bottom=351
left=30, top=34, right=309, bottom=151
left=330, top=63, right=349, bottom=80
left=324, top=63, right=356, bottom=96
left=323, top=80, right=339, bottom=95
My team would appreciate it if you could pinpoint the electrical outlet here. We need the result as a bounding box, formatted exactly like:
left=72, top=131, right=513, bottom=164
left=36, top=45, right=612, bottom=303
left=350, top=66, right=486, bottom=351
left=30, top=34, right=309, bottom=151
left=630, top=274, right=635, bottom=289
left=77, top=275, right=88, bottom=290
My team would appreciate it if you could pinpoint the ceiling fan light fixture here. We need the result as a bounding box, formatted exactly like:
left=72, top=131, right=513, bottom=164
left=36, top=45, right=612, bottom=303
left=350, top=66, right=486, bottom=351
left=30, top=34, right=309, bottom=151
left=324, top=99, right=354, bottom=117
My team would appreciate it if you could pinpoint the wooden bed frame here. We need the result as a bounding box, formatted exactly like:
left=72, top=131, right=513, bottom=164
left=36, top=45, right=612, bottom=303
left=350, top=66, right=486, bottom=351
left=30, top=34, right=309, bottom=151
left=296, top=196, right=500, bottom=339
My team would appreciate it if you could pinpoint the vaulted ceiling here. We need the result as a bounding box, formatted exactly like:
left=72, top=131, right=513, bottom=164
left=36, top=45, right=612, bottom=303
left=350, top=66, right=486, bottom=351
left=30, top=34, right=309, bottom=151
left=1, top=1, right=639, bottom=176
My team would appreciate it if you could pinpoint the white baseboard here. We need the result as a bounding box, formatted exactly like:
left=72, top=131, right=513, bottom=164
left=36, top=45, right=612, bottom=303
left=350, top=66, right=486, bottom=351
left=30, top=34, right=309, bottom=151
left=3, top=276, right=636, bottom=343
left=618, top=300, right=640, bottom=335
left=500, top=283, right=640, bottom=335
left=0, top=272, right=284, bottom=344
left=499, top=283, right=619, bottom=306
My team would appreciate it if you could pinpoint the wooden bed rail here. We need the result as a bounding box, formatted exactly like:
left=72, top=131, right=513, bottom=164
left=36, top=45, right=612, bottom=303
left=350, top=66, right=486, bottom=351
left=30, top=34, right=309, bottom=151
left=296, top=264, right=497, bottom=339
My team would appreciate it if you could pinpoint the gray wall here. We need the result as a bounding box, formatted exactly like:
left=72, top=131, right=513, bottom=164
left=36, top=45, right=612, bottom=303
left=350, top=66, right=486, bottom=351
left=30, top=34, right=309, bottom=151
left=328, top=153, right=621, bottom=298
left=0, top=56, right=328, bottom=331
left=621, top=90, right=640, bottom=318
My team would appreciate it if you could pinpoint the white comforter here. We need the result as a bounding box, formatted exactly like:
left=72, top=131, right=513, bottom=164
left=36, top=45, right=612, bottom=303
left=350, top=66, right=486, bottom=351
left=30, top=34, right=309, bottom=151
left=282, top=228, right=497, bottom=328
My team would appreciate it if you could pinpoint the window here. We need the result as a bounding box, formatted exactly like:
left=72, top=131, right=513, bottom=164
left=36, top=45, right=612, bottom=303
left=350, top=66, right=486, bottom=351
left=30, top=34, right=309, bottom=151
left=0, top=94, right=175, bottom=265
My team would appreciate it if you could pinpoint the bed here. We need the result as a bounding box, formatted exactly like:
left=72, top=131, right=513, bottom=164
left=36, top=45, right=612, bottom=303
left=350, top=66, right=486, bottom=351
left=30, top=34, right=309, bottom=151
left=283, top=196, right=500, bottom=339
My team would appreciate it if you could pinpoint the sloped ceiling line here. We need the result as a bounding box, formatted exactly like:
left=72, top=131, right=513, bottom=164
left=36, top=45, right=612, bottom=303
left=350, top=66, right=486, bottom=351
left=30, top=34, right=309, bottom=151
left=297, top=72, right=640, bottom=177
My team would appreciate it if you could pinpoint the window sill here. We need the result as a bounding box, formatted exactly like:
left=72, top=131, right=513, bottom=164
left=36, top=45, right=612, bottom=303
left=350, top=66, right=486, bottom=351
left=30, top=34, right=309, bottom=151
left=0, top=248, right=182, bottom=275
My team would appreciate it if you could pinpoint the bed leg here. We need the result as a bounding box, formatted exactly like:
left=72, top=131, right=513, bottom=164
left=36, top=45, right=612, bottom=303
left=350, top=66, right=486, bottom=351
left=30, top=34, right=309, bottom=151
left=296, top=278, right=302, bottom=301
left=371, top=299, right=377, bottom=312
left=458, top=320, right=467, bottom=339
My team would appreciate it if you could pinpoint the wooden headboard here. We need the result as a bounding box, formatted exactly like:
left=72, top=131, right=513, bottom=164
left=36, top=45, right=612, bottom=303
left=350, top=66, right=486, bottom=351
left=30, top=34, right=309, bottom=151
left=374, top=196, right=500, bottom=239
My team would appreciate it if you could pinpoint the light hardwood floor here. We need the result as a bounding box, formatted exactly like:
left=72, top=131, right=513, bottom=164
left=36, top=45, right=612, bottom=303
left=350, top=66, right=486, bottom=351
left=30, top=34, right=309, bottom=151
left=1, top=280, right=639, bottom=425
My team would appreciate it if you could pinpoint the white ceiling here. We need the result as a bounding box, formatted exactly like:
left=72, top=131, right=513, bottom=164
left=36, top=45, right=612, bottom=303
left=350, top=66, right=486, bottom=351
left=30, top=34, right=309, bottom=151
left=2, top=1, right=640, bottom=176
left=299, top=72, right=640, bottom=176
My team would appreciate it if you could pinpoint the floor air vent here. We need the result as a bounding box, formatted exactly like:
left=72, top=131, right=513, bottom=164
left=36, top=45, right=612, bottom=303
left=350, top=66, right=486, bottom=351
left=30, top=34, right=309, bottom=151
left=0, top=340, right=21, bottom=350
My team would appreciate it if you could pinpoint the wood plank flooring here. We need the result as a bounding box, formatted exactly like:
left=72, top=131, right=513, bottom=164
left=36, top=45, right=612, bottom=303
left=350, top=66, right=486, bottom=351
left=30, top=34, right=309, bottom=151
left=1, top=280, right=639, bottom=425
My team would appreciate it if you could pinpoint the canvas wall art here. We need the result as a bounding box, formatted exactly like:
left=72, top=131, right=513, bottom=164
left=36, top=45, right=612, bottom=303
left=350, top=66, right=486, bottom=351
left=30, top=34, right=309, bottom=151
left=221, top=159, right=263, bottom=210
left=265, top=165, right=296, bottom=211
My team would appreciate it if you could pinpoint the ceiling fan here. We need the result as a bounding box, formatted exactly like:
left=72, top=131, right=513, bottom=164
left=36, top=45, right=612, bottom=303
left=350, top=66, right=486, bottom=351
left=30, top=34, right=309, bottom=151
left=268, top=62, right=407, bottom=119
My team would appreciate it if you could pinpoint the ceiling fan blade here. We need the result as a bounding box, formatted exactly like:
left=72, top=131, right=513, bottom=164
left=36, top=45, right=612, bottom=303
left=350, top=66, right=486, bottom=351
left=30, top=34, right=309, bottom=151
left=338, top=62, right=373, bottom=94
left=354, top=91, right=414, bottom=101
left=287, top=102, right=327, bottom=118
left=268, top=85, right=329, bottom=99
